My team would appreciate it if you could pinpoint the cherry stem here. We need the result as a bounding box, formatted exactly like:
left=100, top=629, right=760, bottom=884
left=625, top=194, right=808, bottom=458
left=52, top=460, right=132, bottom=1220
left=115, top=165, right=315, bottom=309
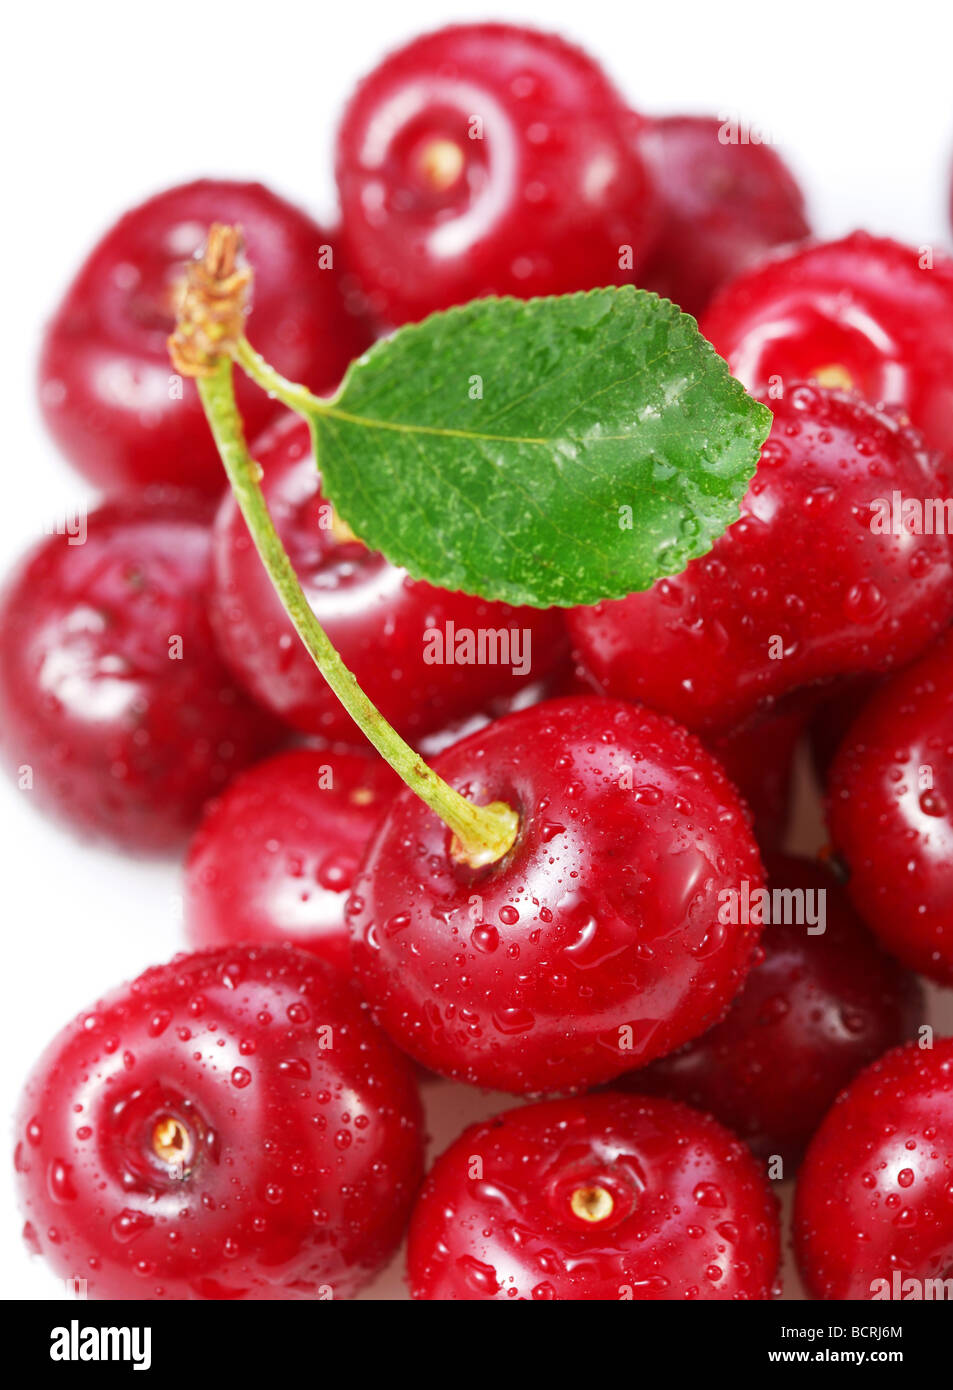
left=153, top=1115, right=191, bottom=1168
left=570, top=1185, right=614, bottom=1223
left=195, top=357, right=518, bottom=869
left=234, top=336, right=320, bottom=416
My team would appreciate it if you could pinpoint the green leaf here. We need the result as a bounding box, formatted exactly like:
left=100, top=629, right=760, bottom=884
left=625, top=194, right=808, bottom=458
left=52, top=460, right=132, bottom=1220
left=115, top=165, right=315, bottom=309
left=307, top=287, right=771, bottom=608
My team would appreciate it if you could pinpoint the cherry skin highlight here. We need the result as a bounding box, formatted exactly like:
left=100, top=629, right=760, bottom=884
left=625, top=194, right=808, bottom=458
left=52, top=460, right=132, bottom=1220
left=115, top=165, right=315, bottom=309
left=348, top=696, right=766, bottom=1095
left=335, top=23, right=656, bottom=324
left=794, top=1037, right=953, bottom=1301
left=637, top=115, right=809, bottom=318
left=0, top=492, right=279, bottom=851
left=828, top=629, right=953, bottom=985
left=38, top=179, right=370, bottom=493
left=185, top=746, right=400, bottom=972
left=210, top=413, right=569, bottom=742
left=407, top=1092, right=780, bottom=1299
left=701, top=232, right=953, bottom=465
left=568, top=386, right=953, bottom=734
left=13, top=944, right=425, bottom=1300
left=630, top=854, right=924, bottom=1166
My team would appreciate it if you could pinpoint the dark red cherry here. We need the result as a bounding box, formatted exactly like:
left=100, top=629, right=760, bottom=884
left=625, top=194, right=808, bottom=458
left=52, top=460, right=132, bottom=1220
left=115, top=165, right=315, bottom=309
left=185, top=746, right=400, bottom=972
left=701, top=232, right=953, bottom=465
left=38, top=179, right=371, bottom=493
left=0, top=492, right=279, bottom=851
left=335, top=23, right=656, bottom=324
left=828, top=629, right=953, bottom=985
left=407, top=1091, right=780, bottom=1299
left=209, top=413, right=569, bottom=742
left=807, top=675, right=882, bottom=785
left=708, top=707, right=806, bottom=852
left=630, top=855, right=924, bottom=1166
left=637, top=115, right=809, bottom=318
left=348, top=696, right=765, bottom=1095
left=795, top=1037, right=953, bottom=1300
left=13, top=944, right=424, bottom=1300
left=567, top=386, right=953, bottom=734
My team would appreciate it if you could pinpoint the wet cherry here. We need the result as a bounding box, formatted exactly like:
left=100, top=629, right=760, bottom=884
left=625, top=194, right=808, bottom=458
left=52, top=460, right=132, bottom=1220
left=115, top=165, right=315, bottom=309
left=794, top=1037, right=953, bottom=1300
left=630, top=855, right=924, bottom=1166
left=210, top=413, right=569, bottom=742
left=424, top=664, right=803, bottom=852
left=568, top=386, right=953, bottom=734
left=185, top=746, right=400, bottom=972
left=701, top=232, right=953, bottom=465
left=828, top=629, right=953, bottom=985
left=0, top=492, right=279, bottom=851
left=407, top=1091, right=780, bottom=1299
left=38, top=179, right=370, bottom=492
left=335, top=23, right=656, bottom=323
left=13, top=944, right=424, bottom=1300
left=348, top=696, right=766, bottom=1094
left=637, top=115, right=809, bottom=318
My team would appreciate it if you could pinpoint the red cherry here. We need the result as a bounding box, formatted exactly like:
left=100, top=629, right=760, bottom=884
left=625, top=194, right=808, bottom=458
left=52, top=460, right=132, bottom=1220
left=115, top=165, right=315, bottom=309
left=807, top=675, right=882, bottom=785
left=794, top=1037, right=953, bottom=1300
left=0, top=492, right=279, bottom=851
left=425, top=674, right=801, bottom=851
left=828, top=629, right=953, bottom=985
left=407, top=1091, right=780, bottom=1299
left=708, top=707, right=805, bottom=851
left=490, top=660, right=803, bottom=852
left=348, top=696, right=765, bottom=1095
left=38, top=180, right=370, bottom=493
left=637, top=115, right=809, bottom=318
left=13, top=944, right=424, bottom=1300
left=630, top=855, right=924, bottom=1165
left=210, top=413, right=569, bottom=742
left=701, top=232, right=953, bottom=465
left=335, top=23, right=655, bottom=324
left=567, top=386, right=953, bottom=733
left=185, top=746, right=400, bottom=971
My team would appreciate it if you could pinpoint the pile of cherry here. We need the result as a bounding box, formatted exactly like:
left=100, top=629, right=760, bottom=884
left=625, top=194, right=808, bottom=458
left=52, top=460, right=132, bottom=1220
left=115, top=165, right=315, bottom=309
left=6, top=23, right=953, bottom=1302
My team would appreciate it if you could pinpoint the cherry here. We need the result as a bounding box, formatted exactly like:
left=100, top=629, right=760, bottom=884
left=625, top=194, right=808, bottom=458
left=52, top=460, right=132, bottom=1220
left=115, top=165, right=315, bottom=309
left=630, top=855, right=924, bottom=1166
left=210, top=412, right=569, bottom=742
left=13, top=944, right=424, bottom=1300
left=185, top=746, right=400, bottom=972
left=423, top=662, right=802, bottom=851
left=38, top=179, right=370, bottom=493
left=636, top=115, right=809, bottom=318
left=708, top=708, right=805, bottom=851
left=567, top=386, right=953, bottom=734
left=348, top=696, right=765, bottom=1095
left=827, top=629, right=953, bottom=985
left=407, top=1091, right=780, bottom=1299
left=701, top=232, right=953, bottom=466
left=335, top=23, right=656, bottom=324
left=807, top=675, right=881, bottom=785
left=427, top=681, right=803, bottom=853
left=794, top=1037, right=953, bottom=1300
left=0, top=491, right=279, bottom=851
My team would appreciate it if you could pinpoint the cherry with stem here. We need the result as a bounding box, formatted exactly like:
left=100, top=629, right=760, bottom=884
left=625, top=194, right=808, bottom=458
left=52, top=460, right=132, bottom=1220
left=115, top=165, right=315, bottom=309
left=170, top=225, right=517, bottom=872
left=170, top=224, right=766, bottom=1095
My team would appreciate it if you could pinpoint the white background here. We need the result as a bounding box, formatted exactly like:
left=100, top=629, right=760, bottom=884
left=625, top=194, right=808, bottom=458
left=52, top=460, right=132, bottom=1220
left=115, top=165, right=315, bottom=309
left=2, top=0, right=952, bottom=1301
